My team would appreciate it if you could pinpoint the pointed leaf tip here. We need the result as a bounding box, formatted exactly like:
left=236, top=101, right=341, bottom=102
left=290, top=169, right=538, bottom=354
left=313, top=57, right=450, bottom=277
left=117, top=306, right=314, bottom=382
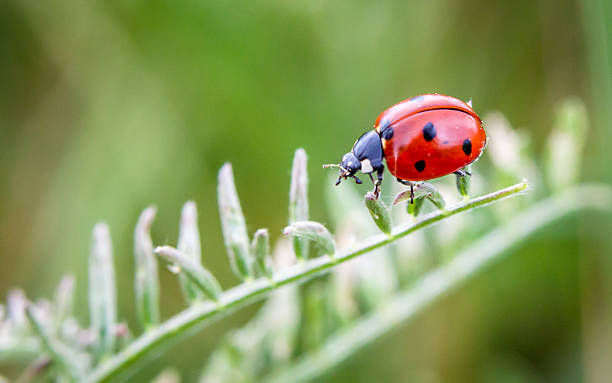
left=546, top=99, right=588, bottom=191
left=178, top=201, right=201, bottom=262
left=218, top=163, right=253, bottom=280
left=53, top=275, right=76, bottom=332
left=92, top=223, right=112, bottom=259
left=177, top=201, right=205, bottom=303
left=252, top=229, right=273, bottom=278
left=137, top=206, right=157, bottom=231
left=89, top=222, right=117, bottom=360
left=7, top=288, right=27, bottom=327
left=134, top=205, right=160, bottom=330
left=289, top=148, right=310, bottom=259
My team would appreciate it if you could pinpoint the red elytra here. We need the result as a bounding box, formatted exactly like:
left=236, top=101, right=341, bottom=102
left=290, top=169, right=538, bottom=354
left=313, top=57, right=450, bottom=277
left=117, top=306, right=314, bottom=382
left=327, top=94, right=487, bottom=197
left=375, top=94, right=487, bottom=181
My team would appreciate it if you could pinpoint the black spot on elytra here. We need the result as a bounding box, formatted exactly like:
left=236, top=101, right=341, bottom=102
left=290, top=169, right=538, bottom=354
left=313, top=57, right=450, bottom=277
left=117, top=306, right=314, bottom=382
left=422, top=122, right=436, bottom=141
left=462, top=139, right=472, bottom=156
left=414, top=160, right=426, bottom=172
left=382, top=126, right=394, bottom=140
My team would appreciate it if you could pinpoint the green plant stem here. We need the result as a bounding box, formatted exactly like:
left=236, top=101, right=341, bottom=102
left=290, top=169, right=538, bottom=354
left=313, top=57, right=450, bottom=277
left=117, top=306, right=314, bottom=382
left=84, top=180, right=529, bottom=383
left=259, top=183, right=612, bottom=383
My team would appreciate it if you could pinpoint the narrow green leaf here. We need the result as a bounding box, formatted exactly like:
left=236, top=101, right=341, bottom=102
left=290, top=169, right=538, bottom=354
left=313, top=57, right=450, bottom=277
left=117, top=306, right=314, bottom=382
left=394, top=182, right=446, bottom=214
left=134, top=206, right=160, bottom=331
left=455, top=166, right=471, bottom=198
left=420, top=183, right=445, bottom=209
left=178, top=201, right=206, bottom=302
left=364, top=191, right=392, bottom=234
left=485, top=112, right=522, bottom=178
left=406, top=197, right=425, bottom=217
left=7, top=288, right=27, bottom=329
left=53, top=275, right=75, bottom=334
left=546, top=98, right=588, bottom=191
left=218, top=163, right=253, bottom=280
left=283, top=221, right=335, bottom=256
left=289, top=148, right=310, bottom=259
left=89, top=223, right=117, bottom=360
left=25, top=305, right=82, bottom=382
left=155, top=246, right=222, bottom=302
left=252, top=229, right=274, bottom=278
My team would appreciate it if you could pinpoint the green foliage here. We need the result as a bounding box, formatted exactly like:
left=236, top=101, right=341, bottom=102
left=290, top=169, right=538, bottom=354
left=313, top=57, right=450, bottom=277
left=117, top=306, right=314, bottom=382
left=155, top=247, right=222, bottom=302
left=176, top=202, right=206, bottom=304
left=88, top=223, right=117, bottom=362
left=133, top=206, right=159, bottom=331
left=364, top=192, right=392, bottom=235
left=218, top=164, right=255, bottom=280
left=289, top=149, right=311, bottom=260
left=0, top=102, right=611, bottom=383
left=252, top=229, right=274, bottom=279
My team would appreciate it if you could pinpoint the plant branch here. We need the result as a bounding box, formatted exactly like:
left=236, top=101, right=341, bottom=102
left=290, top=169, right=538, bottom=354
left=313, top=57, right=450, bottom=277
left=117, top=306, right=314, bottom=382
left=84, top=180, right=529, bottom=383
left=259, top=183, right=612, bottom=383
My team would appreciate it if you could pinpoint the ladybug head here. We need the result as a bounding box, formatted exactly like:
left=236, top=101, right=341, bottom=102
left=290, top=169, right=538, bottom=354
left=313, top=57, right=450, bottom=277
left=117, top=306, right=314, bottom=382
left=323, top=152, right=363, bottom=186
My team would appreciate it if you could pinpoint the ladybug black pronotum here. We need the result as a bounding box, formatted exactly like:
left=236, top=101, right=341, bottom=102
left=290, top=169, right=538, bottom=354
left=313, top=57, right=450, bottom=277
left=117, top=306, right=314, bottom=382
left=325, top=94, right=487, bottom=200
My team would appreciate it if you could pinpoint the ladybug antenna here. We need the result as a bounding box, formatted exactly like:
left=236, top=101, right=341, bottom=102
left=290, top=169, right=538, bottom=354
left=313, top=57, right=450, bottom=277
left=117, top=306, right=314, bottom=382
left=324, top=163, right=354, bottom=186
left=322, top=163, right=344, bottom=170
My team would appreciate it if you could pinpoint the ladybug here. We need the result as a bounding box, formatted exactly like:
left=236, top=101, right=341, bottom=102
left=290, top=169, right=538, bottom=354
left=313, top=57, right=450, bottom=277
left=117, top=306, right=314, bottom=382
left=325, top=94, right=487, bottom=200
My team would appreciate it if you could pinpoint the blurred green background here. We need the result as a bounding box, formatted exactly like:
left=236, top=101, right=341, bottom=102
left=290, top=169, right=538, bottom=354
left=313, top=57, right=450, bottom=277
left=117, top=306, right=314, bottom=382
left=1, top=0, right=611, bottom=381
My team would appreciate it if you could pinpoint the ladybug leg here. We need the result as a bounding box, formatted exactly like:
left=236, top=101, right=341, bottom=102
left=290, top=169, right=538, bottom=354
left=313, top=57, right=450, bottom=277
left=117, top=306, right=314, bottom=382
left=371, top=168, right=384, bottom=198
left=395, top=178, right=415, bottom=204
left=453, top=169, right=472, bottom=177
left=368, top=173, right=379, bottom=196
